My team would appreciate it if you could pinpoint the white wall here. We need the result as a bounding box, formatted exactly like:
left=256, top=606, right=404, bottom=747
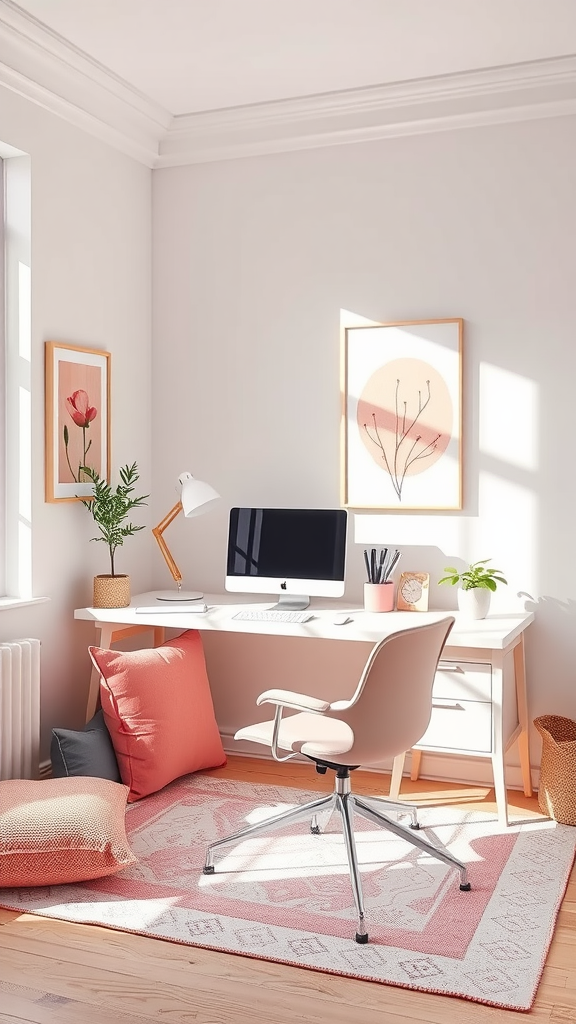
left=0, top=86, right=152, bottom=755
left=153, top=114, right=576, bottom=784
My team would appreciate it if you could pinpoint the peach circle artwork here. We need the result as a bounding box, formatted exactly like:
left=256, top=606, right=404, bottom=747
left=357, top=358, right=453, bottom=502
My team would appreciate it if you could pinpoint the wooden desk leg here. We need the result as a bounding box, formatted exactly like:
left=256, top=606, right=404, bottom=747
left=389, top=753, right=406, bottom=799
left=513, top=635, right=533, bottom=797
left=153, top=626, right=165, bottom=647
left=410, top=749, right=423, bottom=781
left=85, top=623, right=115, bottom=723
left=491, top=651, right=509, bottom=827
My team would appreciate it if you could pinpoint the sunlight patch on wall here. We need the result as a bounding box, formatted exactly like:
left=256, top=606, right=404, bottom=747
left=479, top=363, right=538, bottom=471
left=476, top=471, right=537, bottom=609
left=340, top=309, right=382, bottom=329
left=354, top=512, right=468, bottom=551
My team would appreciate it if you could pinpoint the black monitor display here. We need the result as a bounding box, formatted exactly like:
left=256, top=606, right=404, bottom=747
left=225, top=507, right=347, bottom=608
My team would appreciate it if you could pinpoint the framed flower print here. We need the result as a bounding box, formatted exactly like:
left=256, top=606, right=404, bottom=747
left=45, top=342, right=110, bottom=502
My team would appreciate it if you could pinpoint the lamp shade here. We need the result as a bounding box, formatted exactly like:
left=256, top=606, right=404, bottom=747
left=179, top=472, right=220, bottom=517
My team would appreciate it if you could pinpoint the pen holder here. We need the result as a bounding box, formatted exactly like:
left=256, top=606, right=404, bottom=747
left=364, top=582, right=394, bottom=613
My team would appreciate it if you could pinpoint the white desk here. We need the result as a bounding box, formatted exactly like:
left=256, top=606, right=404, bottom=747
left=75, top=592, right=534, bottom=825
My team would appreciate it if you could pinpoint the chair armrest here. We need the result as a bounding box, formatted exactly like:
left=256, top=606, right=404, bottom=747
left=328, top=699, right=353, bottom=711
left=256, top=689, right=330, bottom=713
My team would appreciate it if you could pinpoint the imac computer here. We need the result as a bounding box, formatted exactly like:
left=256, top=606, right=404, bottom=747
left=225, top=507, right=347, bottom=610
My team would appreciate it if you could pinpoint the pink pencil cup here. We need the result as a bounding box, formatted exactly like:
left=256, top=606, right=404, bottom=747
left=364, top=582, right=395, bottom=612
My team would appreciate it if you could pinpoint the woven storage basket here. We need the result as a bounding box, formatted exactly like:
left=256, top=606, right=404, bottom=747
left=534, top=715, right=576, bottom=825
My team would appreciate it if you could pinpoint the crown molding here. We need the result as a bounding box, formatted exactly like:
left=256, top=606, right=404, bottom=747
left=0, top=0, right=575, bottom=169
left=0, top=0, right=169, bottom=166
left=159, top=55, right=576, bottom=166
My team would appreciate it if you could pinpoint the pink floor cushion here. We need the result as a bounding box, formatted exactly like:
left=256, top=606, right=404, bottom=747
left=89, top=629, right=226, bottom=802
left=0, top=776, right=136, bottom=887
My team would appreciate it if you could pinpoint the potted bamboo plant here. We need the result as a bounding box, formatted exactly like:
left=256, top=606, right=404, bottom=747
left=438, top=559, right=507, bottom=619
left=81, top=462, right=148, bottom=608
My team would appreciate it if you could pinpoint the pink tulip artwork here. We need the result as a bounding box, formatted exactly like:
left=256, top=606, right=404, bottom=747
left=64, top=389, right=98, bottom=482
left=45, top=341, right=110, bottom=502
left=57, top=360, right=103, bottom=485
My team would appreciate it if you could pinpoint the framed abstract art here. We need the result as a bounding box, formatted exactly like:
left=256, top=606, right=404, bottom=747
left=45, top=341, right=110, bottom=502
left=342, top=319, right=463, bottom=511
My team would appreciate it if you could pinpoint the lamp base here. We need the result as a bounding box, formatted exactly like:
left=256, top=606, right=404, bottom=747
left=155, top=590, right=205, bottom=602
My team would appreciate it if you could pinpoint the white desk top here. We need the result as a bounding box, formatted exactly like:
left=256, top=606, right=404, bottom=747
left=74, top=592, right=534, bottom=650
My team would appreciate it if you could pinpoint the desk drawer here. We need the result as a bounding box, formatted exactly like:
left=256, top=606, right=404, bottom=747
left=415, top=699, right=492, bottom=753
left=434, top=661, right=491, bottom=702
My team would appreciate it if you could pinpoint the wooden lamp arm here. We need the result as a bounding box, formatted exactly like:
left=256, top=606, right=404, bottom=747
left=152, top=500, right=183, bottom=584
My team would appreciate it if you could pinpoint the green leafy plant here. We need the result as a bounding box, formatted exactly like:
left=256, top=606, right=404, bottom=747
left=438, top=559, right=507, bottom=592
left=81, top=462, right=148, bottom=577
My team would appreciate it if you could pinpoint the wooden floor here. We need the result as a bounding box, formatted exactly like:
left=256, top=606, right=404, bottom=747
left=1, top=756, right=575, bottom=1024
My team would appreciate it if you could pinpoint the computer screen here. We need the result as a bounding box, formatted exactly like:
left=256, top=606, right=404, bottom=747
left=225, top=507, right=348, bottom=610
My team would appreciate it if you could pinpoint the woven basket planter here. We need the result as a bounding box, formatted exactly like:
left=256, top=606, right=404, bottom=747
left=534, top=715, right=576, bottom=826
left=93, top=575, right=131, bottom=609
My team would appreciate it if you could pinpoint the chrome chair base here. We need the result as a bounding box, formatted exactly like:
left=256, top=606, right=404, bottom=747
left=203, top=772, right=470, bottom=943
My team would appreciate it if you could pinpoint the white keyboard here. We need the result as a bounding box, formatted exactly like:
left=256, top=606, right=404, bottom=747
left=232, top=609, right=314, bottom=624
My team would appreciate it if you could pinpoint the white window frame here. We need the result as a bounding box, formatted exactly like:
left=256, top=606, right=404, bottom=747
left=1, top=142, right=35, bottom=604
left=0, top=157, right=5, bottom=594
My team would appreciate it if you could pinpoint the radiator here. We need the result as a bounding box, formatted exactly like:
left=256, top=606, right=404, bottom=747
left=0, top=639, right=41, bottom=780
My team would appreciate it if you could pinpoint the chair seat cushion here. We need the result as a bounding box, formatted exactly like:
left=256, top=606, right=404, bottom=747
left=50, top=710, right=121, bottom=782
left=236, top=711, right=354, bottom=759
left=0, top=776, right=135, bottom=888
left=89, top=630, right=226, bottom=802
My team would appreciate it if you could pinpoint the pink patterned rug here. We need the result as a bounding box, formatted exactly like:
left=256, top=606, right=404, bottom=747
left=1, top=774, right=575, bottom=1011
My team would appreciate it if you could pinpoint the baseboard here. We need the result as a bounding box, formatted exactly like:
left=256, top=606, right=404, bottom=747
left=224, top=734, right=539, bottom=793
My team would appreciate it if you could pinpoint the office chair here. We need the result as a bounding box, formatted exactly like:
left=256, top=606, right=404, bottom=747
left=203, top=616, right=471, bottom=943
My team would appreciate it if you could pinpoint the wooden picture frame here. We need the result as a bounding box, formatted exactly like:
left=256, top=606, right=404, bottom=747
left=396, top=572, right=430, bottom=611
left=342, top=319, right=463, bottom=510
left=45, top=341, right=110, bottom=502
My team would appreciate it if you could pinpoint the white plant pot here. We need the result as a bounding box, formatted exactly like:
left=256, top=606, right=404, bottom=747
left=457, top=587, right=491, bottom=620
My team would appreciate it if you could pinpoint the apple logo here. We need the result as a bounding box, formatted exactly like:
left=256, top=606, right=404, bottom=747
left=280, top=581, right=287, bottom=590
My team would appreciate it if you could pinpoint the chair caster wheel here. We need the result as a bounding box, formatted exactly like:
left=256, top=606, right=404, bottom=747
left=310, top=825, right=321, bottom=834
left=355, top=932, right=369, bottom=944
left=203, top=865, right=215, bottom=875
left=409, top=822, right=421, bottom=830
left=460, top=882, right=471, bottom=891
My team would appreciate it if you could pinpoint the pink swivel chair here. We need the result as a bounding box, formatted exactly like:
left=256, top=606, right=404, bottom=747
left=204, top=616, right=471, bottom=942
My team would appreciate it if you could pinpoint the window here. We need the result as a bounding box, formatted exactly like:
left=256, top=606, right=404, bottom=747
left=0, top=158, right=5, bottom=593
left=1, top=145, right=32, bottom=600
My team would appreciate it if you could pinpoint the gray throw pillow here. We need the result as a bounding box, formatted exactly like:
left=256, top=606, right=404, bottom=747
left=50, top=709, right=121, bottom=782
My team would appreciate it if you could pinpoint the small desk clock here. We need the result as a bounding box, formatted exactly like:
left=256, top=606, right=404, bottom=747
left=396, top=572, right=430, bottom=611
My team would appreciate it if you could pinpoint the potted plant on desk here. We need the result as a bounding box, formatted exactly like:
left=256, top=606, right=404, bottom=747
left=438, top=559, right=507, bottom=620
left=81, top=462, right=148, bottom=608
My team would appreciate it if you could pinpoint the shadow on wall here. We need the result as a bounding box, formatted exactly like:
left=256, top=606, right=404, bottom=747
left=518, top=593, right=576, bottom=724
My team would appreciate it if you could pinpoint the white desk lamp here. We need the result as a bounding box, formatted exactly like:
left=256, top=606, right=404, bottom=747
left=152, top=472, right=220, bottom=601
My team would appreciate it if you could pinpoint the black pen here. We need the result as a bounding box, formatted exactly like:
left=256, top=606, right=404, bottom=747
left=363, top=549, right=371, bottom=582
left=385, top=550, right=401, bottom=581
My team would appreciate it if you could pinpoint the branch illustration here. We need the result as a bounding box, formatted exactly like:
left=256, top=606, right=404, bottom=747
left=363, top=378, right=441, bottom=501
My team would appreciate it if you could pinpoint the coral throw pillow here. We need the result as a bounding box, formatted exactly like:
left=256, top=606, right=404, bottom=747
left=0, top=776, right=135, bottom=888
left=89, top=630, right=226, bottom=802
